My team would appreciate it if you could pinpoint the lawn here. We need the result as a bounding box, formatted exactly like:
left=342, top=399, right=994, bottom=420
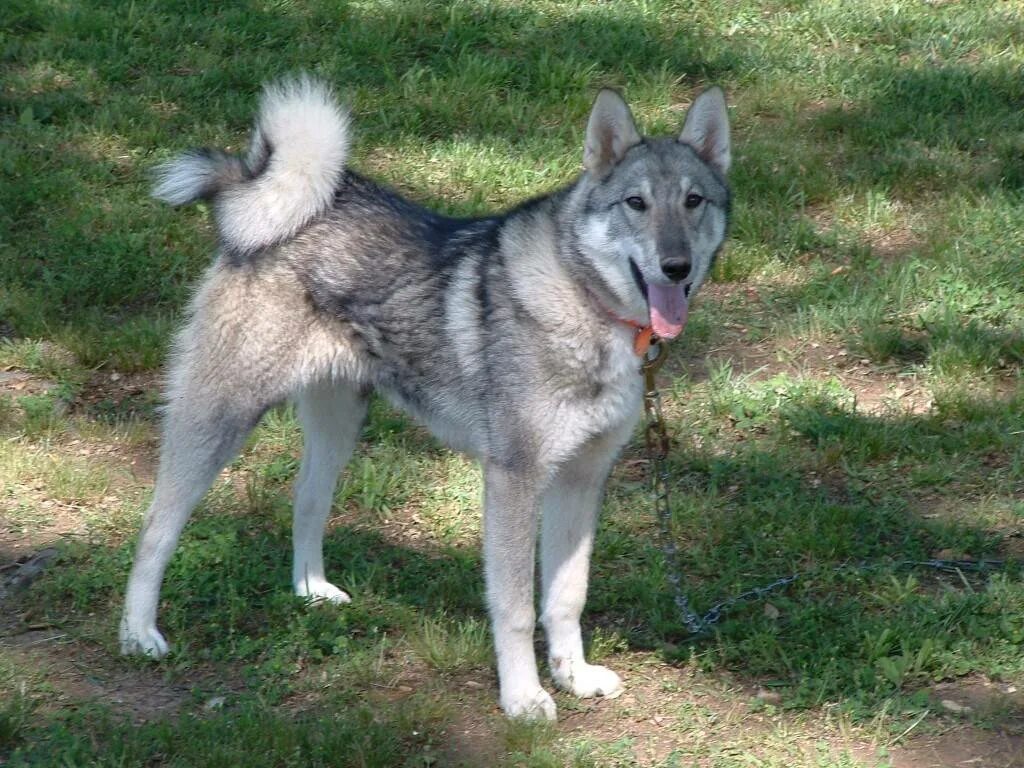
left=2, top=1, right=1023, bottom=765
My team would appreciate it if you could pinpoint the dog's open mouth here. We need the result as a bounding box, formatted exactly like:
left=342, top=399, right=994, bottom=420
left=628, top=258, right=648, bottom=301
left=629, top=258, right=689, bottom=339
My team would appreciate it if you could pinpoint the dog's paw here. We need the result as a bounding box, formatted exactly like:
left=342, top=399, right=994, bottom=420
left=501, top=686, right=558, bottom=721
left=295, top=579, right=351, bottom=605
left=119, top=623, right=170, bottom=659
left=550, top=657, right=623, bottom=699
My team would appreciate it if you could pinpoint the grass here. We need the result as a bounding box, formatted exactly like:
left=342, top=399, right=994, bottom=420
left=2, top=0, right=1023, bottom=765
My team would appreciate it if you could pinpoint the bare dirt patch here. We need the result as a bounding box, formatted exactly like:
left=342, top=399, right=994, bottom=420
left=435, top=686, right=505, bottom=767
left=1, top=366, right=160, bottom=564
left=0, top=600, right=245, bottom=726
left=854, top=724, right=1024, bottom=768
left=74, top=369, right=163, bottom=424
left=676, top=284, right=934, bottom=416
left=2, top=633, right=192, bottom=723
left=0, top=503, right=87, bottom=564
left=803, top=199, right=925, bottom=262
left=855, top=677, right=1024, bottom=768
left=0, top=370, right=58, bottom=398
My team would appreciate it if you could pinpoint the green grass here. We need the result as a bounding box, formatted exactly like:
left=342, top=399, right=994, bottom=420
left=2, top=0, right=1023, bottom=765
left=12, top=697, right=450, bottom=768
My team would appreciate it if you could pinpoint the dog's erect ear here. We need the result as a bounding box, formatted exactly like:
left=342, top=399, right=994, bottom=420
left=679, top=87, right=730, bottom=176
left=584, top=89, right=642, bottom=177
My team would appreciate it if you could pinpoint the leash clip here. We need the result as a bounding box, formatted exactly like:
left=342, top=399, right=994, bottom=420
left=640, top=334, right=666, bottom=377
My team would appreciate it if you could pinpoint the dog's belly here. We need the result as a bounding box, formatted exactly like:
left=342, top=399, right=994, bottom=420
left=376, top=372, right=641, bottom=471
left=377, top=383, right=487, bottom=458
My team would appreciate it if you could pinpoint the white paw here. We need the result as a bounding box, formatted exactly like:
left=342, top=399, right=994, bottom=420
left=550, top=658, right=623, bottom=699
left=295, top=579, right=351, bottom=605
left=501, top=686, right=558, bottom=721
left=120, top=621, right=170, bottom=659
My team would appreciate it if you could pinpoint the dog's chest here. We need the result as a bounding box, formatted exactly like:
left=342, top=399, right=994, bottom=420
left=529, top=337, right=643, bottom=464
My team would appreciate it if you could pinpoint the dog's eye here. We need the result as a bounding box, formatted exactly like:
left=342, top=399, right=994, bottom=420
left=624, top=196, right=646, bottom=211
left=685, top=193, right=704, bottom=209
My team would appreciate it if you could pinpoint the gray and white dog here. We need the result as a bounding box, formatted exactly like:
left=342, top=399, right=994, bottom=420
left=120, top=77, right=731, bottom=720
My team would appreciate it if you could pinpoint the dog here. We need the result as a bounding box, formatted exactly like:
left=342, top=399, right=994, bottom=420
left=120, top=77, right=731, bottom=720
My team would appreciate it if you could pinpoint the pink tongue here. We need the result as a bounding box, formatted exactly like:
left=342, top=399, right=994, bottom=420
left=648, top=283, right=689, bottom=339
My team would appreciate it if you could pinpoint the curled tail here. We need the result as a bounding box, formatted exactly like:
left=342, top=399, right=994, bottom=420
left=152, top=76, right=350, bottom=253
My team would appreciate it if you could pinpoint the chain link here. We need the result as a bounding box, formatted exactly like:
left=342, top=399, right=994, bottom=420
left=640, top=340, right=1012, bottom=637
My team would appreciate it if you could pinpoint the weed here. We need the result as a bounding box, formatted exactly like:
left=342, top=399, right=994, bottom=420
left=0, top=679, right=33, bottom=753
left=410, top=615, right=491, bottom=674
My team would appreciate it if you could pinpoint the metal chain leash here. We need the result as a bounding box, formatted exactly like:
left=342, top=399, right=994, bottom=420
left=640, top=339, right=1012, bottom=637
left=641, top=340, right=715, bottom=635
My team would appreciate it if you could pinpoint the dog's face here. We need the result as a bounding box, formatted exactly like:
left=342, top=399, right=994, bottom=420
left=574, top=88, right=731, bottom=338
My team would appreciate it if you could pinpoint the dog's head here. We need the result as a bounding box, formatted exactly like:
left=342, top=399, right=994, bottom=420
left=573, top=88, right=731, bottom=338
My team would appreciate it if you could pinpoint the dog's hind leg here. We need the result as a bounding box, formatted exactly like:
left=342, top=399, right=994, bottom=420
left=292, top=380, right=367, bottom=603
left=120, top=376, right=268, bottom=658
left=120, top=267, right=308, bottom=658
left=540, top=425, right=632, bottom=700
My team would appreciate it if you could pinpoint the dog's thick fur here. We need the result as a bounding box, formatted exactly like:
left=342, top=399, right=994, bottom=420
left=122, top=78, right=731, bottom=720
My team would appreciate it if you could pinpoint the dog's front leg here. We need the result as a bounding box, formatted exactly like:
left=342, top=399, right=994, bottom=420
left=483, top=462, right=556, bottom=721
left=540, top=434, right=625, bottom=700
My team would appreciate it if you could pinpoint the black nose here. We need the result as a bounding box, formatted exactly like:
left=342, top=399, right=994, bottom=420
left=661, top=258, right=691, bottom=282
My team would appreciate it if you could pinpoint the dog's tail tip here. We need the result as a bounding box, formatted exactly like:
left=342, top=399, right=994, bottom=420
left=153, top=75, right=350, bottom=253
left=151, top=149, right=248, bottom=206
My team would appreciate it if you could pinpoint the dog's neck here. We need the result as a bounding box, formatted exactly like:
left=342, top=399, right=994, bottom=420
left=581, top=287, right=655, bottom=356
left=499, top=227, right=648, bottom=366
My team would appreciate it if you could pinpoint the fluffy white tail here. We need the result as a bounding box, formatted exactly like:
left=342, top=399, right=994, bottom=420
left=152, top=76, right=350, bottom=253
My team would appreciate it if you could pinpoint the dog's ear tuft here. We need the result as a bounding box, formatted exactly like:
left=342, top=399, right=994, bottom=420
left=679, top=87, right=730, bottom=176
left=584, top=89, right=642, bottom=177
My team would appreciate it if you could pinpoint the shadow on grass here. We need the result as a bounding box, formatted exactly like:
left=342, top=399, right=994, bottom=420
left=4, top=0, right=1023, bottom=363
left=1, top=0, right=741, bottom=350
left=0, top=370, right=1020, bottom=766
left=598, top=385, right=1023, bottom=710
left=809, top=63, right=1024, bottom=195
left=2, top=689, right=453, bottom=767
left=3, top=0, right=742, bottom=131
left=14, top=376, right=1022, bottom=718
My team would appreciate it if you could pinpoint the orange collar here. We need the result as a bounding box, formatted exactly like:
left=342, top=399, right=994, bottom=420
left=584, top=289, right=657, bottom=356
left=619, top=318, right=657, bottom=356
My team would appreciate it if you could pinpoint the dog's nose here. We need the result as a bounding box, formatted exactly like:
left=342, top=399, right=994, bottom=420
left=661, top=258, right=691, bottom=282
